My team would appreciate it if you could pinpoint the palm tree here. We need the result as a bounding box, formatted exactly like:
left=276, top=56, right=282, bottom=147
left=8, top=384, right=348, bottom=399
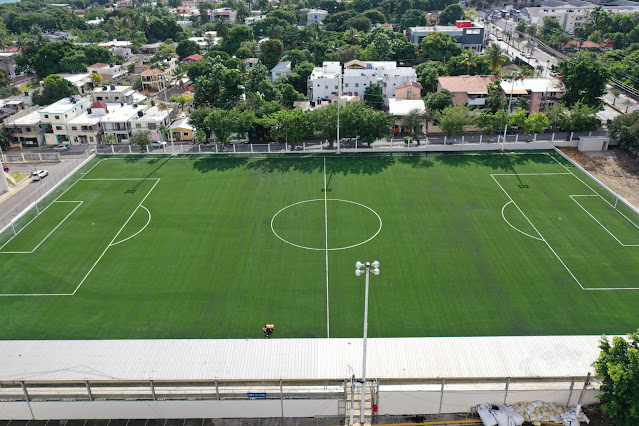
left=485, top=44, right=506, bottom=73
left=611, top=89, right=620, bottom=105
left=105, top=133, right=117, bottom=144
left=171, top=66, right=186, bottom=89
left=345, top=28, right=361, bottom=45
left=623, top=98, right=633, bottom=113
left=214, top=18, right=230, bottom=38
left=460, top=50, right=477, bottom=75
left=158, top=125, right=171, bottom=142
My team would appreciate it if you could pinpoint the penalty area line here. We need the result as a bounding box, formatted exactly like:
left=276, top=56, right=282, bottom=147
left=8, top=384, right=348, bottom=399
left=71, top=178, right=161, bottom=295
left=324, top=157, right=329, bottom=339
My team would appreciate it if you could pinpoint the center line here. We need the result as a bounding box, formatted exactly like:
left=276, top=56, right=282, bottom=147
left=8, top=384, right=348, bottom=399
left=324, top=157, right=330, bottom=338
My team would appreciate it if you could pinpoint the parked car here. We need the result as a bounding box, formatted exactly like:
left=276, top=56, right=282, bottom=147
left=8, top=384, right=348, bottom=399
left=31, top=170, right=48, bottom=181
left=3, top=165, right=8, bottom=172
left=53, top=144, right=70, bottom=152
left=151, top=141, right=167, bottom=149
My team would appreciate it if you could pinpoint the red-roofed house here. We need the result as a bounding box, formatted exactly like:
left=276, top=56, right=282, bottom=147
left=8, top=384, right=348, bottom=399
left=437, top=75, right=496, bottom=107
left=564, top=40, right=601, bottom=50
left=183, top=54, right=204, bottom=63
left=141, top=68, right=166, bottom=92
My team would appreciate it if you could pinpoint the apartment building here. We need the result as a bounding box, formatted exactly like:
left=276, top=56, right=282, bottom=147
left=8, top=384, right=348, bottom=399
left=87, top=63, right=124, bottom=79
left=407, top=21, right=486, bottom=52
left=437, top=75, right=497, bottom=107
left=306, top=9, right=328, bottom=25
left=66, top=101, right=108, bottom=145
left=59, top=73, right=93, bottom=95
left=129, top=106, right=172, bottom=142
left=308, top=61, right=418, bottom=106
left=521, top=3, right=639, bottom=33
left=102, top=104, right=149, bottom=143
left=211, top=8, right=237, bottom=23
left=39, top=96, right=91, bottom=145
left=91, top=85, right=143, bottom=104
left=140, top=69, right=166, bottom=93
left=3, top=107, right=45, bottom=147
left=500, top=78, right=563, bottom=113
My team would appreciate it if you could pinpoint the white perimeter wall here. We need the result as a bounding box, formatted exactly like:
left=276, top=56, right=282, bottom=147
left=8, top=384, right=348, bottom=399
left=0, top=400, right=339, bottom=420
left=378, top=389, right=600, bottom=416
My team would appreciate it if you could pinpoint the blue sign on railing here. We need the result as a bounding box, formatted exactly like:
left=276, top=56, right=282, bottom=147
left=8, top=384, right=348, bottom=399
left=247, top=392, right=267, bottom=398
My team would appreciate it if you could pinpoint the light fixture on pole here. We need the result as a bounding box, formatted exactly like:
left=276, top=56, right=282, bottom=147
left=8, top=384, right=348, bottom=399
left=355, top=260, right=379, bottom=425
left=501, top=72, right=521, bottom=152
left=336, top=73, right=342, bottom=154
left=162, top=74, right=175, bottom=155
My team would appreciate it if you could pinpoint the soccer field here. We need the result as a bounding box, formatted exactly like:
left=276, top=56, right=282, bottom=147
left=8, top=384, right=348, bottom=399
left=1, top=151, right=638, bottom=340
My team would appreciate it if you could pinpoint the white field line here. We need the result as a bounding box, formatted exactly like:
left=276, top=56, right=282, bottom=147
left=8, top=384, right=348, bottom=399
left=324, top=157, right=330, bottom=339
left=491, top=174, right=586, bottom=290
left=491, top=173, right=572, bottom=176
left=546, top=153, right=639, bottom=229
left=0, top=201, right=83, bottom=254
left=570, top=195, right=639, bottom=247
left=71, top=178, right=160, bottom=295
left=110, top=206, right=152, bottom=246
left=500, top=201, right=543, bottom=241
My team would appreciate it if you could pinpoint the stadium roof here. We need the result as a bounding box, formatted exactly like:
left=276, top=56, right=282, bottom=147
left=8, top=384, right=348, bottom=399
left=0, top=336, right=605, bottom=382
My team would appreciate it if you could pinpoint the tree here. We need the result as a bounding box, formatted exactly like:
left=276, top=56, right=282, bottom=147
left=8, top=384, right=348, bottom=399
left=189, top=106, right=213, bottom=139
left=485, top=43, right=506, bottom=73
left=362, top=9, right=386, bottom=25
left=363, top=84, right=384, bottom=110
left=90, top=72, right=102, bottom=87
left=158, top=124, right=171, bottom=142
left=222, top=25, right=254, bottom=55
left=486, top=80, right=503, bottom=113
left=32, top=74, right=79, bottom=105
left=176, top=39, right=201, bottom=60
left=557, top=101, right=601, bottom=132
left=611, top=89, right=620, bottom=105
left=263, top=109, right=313, bottom=144
left=150, top=42, right=176, bottom=63
left=205, top=108, right=255, bottom=144
left=342, top=16, right=372, bottom=33
left=311, top=103, right=339, bottom=147
left=400, top=9, right=427, bottom=32
left=352, top=0, right=373, bottom=13
left=420, top=32, right=461, bottom=62
left=403, top=108, right=427, bottom=141
left=508, top=108, right=527, bottom=128
left=459, top=49, right=478, bottom=75
left=439, top=104, right=470, bottom=137
left=523, top=112, right=550, bottom=135
left=415, top=61, right=446, bottom=94
left=130, top=131, right=151, bottom=152
left=425, top=89, right=453, bottom=112
left=593, top=331, right=639, bottom=425
left=259, top=39, right=284, bottom=70
left=169, top=93, right=193, bottom=110
left=105, top=133, right=117, bottom=144
left=557, top=53, right=611, bottom=109
left=609, top=111, right=639, bottom=153
left=438, top=4, right=464, bottom=25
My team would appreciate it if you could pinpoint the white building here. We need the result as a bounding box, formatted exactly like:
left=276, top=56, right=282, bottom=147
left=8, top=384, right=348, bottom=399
left=91, top=85, right=143, bottom=104
left=59, top=73, right=93, bottom=95
left=306, top=9, right=328, bottom=26
left=101, top=104, right=149, bottom=143
left=129, top=106, right=172, bottom=142
left=3, top=107, right=44, bottom=147
left=521, top=3, right=639, bottom=33
left=0, top=52, right=18, bottom=78
left=87, top=62, right=124, bottom=79
left=97, top=40, right=133, bottom=59
left=308, top=61, right=418, bottom=106
left=66, top=101, right=108, bottom=145
left=245, top=15, right=266, bottom=25
left=39, top=96, right=91, bottom=145
left=211, top=8, right=237, bottom=23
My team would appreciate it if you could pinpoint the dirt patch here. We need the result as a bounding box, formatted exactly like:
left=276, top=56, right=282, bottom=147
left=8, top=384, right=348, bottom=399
left=582, top=403, right=615, bottom=426
left=560, top=147, right=639, bottom=209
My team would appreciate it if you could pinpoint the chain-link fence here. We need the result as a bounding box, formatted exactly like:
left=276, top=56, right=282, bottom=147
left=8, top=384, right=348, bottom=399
left=0, top=150, right=96, bottom=248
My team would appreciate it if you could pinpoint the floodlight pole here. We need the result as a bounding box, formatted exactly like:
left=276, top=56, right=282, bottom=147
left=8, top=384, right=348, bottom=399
left=162, top=74, right=175, bottom=155
left=355, top=260, right=379, bottom=424
left=501, top=73, right=518, bottom=152
left=0, top=144, right=9, bottom=194
left=336, top=73, right=342, bottom=154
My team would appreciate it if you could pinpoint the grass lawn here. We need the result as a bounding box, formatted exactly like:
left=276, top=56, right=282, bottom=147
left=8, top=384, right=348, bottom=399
left=0, top=152, right=638, bottom=340
left=8, top=172, right=29, bottom=183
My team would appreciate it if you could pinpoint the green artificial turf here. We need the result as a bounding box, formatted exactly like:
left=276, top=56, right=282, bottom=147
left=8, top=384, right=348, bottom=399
left=1, top=151, right=639, bottom=340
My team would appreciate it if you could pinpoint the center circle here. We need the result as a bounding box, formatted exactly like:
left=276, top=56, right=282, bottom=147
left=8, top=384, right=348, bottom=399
left=271, top=199, right=382, bottom=251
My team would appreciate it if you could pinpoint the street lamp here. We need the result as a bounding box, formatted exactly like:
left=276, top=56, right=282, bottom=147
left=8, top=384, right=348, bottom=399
left=162, top=74, right=175, bottom=155
left=355, top=260, right=380, bottom=425
left=501, top=72, right=521, bottom=152
left=336, top=73, right=342, bottom=154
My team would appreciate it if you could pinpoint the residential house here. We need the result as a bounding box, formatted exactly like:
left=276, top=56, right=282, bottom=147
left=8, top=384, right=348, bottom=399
left=66, top=101, right=107, bottom=145
left=91, top=85, right=143, bottom=104
left=243, top=58, right=259, bottom=69
left=308, top=62, right=341, bottom=104
left=87, top=18, right=104, bottom=26
left=183, top=54, right=204, bottom=63
left=437, top=75, right=496, bottom=107
left=87, top=62, right=124, bottom=79
left=211, top=8, right=237, bottom=23
left=59, top=73, right=93, bottom=95
left=134, top=64, right=150, bottom=74
left=520, top=4, right=639, bottom=33
left=140, top=69, right=166, bottom=93
left=0, top=52, right=18, bottom=78
left=388, top=99, right=427, bottom=135
left=3, top=107, right=44, bottom=147
left=97, top=40, right=133, bottom=59
left=101, top=104, right=148, bottom=143
left=140, top=42, right=163, bottom=55
left=39, top=95, right=91, bottom=145
left=171, top=117, right=193, bottom=141
left=306, top=9, right=328, bottom=25
left=129, top=106, right=172, bottom=142
left=116, top=0, right=131, bottom=7
left=395, top=81, right=422, bottom=100
left=43, top=31, right=72, bottom=42
left=271, top=61, right=292, bottom=81
left=343, top=60, right=418, bottom=105
left=500, top=78, right=563, bottom=113
left=245, top=15, right=266, bottom=25
left=407, top=21, right=486, bottom=52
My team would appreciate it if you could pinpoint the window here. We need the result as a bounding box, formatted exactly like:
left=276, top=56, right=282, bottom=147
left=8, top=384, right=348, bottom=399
left=97, top=97, right=103, bottom=101
left=136, top=124, right=142, bottom=128
left=56, top=126, right=62, bottom=130
left=25, top=127, right=31, bottom=132
left=44, top=115, right=49, bottom=119
left=345, top=83, right=349, bottom=87
left=325, top=85, right=328, bottom=89
left=72, top=126, right=77, bottom=130
left=55, top=116, right=60, bottom=120
left=355, top=83, right=359, bottom=88
left=148, top=123, right=157, bottom=130
left=65, top=114, right=67, bottom=118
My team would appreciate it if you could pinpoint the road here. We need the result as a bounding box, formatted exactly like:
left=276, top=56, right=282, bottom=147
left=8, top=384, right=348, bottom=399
left=486, top=17, right=627, bottom=122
